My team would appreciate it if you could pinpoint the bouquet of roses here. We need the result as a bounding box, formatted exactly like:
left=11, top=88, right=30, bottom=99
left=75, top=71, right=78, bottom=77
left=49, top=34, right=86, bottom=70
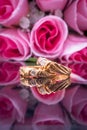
left=0, top=0, right=87, bottom=129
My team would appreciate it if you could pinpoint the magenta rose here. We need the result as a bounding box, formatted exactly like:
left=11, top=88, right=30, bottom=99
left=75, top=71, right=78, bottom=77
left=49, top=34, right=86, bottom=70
left=32, top=103, right=71, bottom=130
left=59, top=34, right=87, bottom=63
left=0, top=86, right=27, bottom=124
left=30, top=16, right=68, bottom=59
left=0, top=61, right=25, bottom=86
left=65, top=63, right=87, bottom=85
left=59, top=62, right=87, bottom=84
left=0, top=29, right=32, bottom=61
left=30, top=87, right=65, bottom=105
left=64, top=0, right=87, bottom=35
left=62, top=85, right=87, bottom=125
left=0, top=0, right=29, bottom=26
left=36, top=0, right=68, bottom=12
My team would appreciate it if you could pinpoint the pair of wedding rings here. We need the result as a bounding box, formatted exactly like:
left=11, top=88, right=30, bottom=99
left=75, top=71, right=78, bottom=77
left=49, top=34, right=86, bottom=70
left=20, top=57, right=71, bottom=95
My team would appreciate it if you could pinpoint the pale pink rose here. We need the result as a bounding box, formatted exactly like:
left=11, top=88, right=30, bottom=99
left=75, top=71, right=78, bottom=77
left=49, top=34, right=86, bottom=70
left=32, top=103, right=71, bottom=130
left=0, top=61, right=25, bottom=86
left=0, top=86, right=27, bottom=124
left=64, top=0, right=87, bottom=35
left=0, top=29, right=32, bottom=61
left=59, top=34, right=87, bottom=63
left=30, top=16, right=68, bottom=59
left=0, top=0, right=29, bottom=26
left=30, top=87, right=65, bottom=105
left=62, top=85, right=87, bottom=125
left=62, top=62, right=87, bottom=85
left=36, top=0, right=68, bottom=12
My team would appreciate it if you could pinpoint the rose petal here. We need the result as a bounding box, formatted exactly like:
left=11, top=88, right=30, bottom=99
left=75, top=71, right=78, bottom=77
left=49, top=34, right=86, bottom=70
left=77, top=13, right=87, bottom=31
left=0, top=29, right=32, bottom=61
left=30, top=87, right=65, bottom=105
left=64, top=0, right=83, bottom=34
left=0, top=61, right=25, bottom=86
left=60, top=34, right=87, bottom=63
left=36, top=0, right=68, bottom=11
left=62, top=85, right=87, bottom=125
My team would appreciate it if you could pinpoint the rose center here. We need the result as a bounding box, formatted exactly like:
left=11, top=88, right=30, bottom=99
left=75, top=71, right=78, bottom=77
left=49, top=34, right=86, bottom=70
left=0, top=6, right=13, bottom=19
left=37, top=21, right=60, bottom=51
left=0, top=36, right=22, bottom=58
left=0, top=0, right=13, bottom=19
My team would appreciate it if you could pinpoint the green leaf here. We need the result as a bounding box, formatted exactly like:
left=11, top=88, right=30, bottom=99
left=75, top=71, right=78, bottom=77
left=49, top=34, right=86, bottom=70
left=25, top=62, right=36, bottom=66
left=26, top=57, right=37, bottom=63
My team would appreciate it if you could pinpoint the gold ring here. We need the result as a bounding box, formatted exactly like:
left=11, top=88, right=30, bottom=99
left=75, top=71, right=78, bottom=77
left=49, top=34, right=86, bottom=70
left=20, top=57, right=71, bottom=95
left=37, top=57, right=71, bottom=75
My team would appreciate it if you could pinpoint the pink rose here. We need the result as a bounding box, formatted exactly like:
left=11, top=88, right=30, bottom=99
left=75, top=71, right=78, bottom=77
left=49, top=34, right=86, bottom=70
left=0, top=61, right=25, bottom=86
left=0, top=29, right=32, bottom=61
left=59, top=34, right=87, bottom=63
left=32, top=103, right=70, bottom=130
left=36, top=0, right=68, bottom=12
left=62, top=85, right=87, bottom=125
left=30, top=16, right=68, bottom=59
left=64, top=0, right=87, bottom=35
left=30, top=87, right=65, bottom=105
left=63, top=62, right=87, bottom=85
left=0, top=0, right=29, bottom=26
left=0, top=86, right=27, bottom=123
